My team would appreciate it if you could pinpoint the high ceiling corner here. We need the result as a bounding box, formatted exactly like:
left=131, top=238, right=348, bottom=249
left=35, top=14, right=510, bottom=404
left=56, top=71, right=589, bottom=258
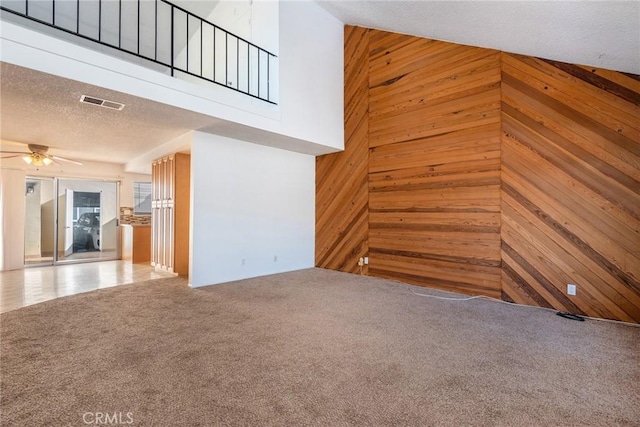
left=316, top=0, right=640, bottom=75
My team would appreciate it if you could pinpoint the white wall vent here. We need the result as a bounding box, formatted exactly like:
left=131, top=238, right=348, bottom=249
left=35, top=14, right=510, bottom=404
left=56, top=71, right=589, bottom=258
left=80, top=95, right=125, bottom=111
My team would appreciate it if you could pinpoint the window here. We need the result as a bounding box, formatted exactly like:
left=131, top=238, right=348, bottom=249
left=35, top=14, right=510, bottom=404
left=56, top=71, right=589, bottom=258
left=133, top=182, right=152, bottom=215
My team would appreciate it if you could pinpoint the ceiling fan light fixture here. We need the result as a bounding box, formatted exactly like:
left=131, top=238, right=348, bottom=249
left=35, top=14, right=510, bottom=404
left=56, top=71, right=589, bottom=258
left=4, top=144, right=81, bottom=166
left=22, top=153, right=53, bottom=166
left=31, top=156, right=44, bottom=167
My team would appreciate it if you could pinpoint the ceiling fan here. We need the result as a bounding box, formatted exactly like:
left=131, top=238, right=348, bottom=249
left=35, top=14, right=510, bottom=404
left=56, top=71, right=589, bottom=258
left=0, top=144, right=83, bottom=166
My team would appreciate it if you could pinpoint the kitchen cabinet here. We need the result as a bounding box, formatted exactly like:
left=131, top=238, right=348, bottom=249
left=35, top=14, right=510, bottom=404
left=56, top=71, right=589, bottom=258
left=151, top=153, right=190, bottom=275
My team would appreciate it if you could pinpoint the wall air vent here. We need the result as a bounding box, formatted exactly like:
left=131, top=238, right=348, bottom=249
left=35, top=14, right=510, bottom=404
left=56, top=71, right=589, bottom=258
left=80, top=95, right=125, bottom=111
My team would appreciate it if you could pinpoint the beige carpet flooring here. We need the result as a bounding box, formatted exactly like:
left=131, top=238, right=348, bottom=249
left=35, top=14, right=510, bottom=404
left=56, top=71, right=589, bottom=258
left=1, top=268, right=638, bottom=426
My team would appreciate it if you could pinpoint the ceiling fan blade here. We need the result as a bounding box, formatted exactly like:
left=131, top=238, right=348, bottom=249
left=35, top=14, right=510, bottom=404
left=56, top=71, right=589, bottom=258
left=0, top=150, right=30, bottom=155
left=1, top=154, right=25, bottom=159
left=0, top=140, right=29, bottom=149
left=51, top=155, right=83, bottom=165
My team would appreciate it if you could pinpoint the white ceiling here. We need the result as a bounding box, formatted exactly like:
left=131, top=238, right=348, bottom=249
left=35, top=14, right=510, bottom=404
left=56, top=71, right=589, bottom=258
left=2, top=0, right=638, bottom=172
left=317, top=0, right=640, bottom=75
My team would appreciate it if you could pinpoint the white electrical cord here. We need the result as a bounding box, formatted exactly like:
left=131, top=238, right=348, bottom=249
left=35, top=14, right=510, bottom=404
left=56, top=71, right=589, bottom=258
left=410, top=289, right=640, bottom=328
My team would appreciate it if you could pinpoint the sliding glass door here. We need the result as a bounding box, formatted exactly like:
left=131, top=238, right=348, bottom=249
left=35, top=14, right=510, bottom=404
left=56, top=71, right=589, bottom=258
left=23, top=177, right=119, bottom=266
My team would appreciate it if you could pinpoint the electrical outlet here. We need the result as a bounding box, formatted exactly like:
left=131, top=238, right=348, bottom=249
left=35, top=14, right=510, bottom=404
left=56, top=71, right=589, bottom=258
left=567, top=284, right=577, bottom=296
left=364, top=257, right=369, bottom=265
left=241, top=259, right=246, bottom=266
left=274, top=255, right=278, bottom=262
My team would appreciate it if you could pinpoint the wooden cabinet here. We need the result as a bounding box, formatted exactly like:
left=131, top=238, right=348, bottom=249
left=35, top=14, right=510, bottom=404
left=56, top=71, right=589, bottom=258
left=121, top=225, right=151, bottom=264
left=132, top=225, right=151, bottom=264
left=151, top=153, right=190, bottom=275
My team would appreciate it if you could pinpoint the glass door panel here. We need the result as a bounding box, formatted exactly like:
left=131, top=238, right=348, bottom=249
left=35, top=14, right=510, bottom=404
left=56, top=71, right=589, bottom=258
left=56, top=179, right=118, bottom=263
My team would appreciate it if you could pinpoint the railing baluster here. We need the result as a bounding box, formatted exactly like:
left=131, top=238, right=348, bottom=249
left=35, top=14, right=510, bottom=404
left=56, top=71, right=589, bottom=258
left=137, top=0, right=140, bottom=54
left=52, top=0, right=55, bottom=25
left=118, top=0, right=122, bottom=48
left=98, top=0, right=101, bottom=41
left=247, top=44, right=250, bottom=95
left=25, top=0, right=28, bottom=16
left=213, top=26, right=216, bottom=82
left=258, top=49, right=260, bottom=98
left=170, top=6, right=174, bottom=76
left=236, top=38, right=239, bottom=89
left=76, top=0, right=79, bottom=33
left=225, top=32, right=228, bottom=86
left=186, top=13, right=189, bottom=73
left=267, top=54, right=270, bottom=102
left=154, top=0, right=157, bottom=61
left=200, top=20, right=203, bottom=77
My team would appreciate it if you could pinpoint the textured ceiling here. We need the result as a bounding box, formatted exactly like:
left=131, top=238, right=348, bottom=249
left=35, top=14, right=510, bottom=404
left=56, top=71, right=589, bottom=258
left=0, top=62, right=219, bottom=165
left=317, top=0, right=640, bottom=74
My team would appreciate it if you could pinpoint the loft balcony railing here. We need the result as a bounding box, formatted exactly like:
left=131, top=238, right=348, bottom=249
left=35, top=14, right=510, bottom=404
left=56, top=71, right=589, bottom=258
left=1, top=0, right=277, bottom=104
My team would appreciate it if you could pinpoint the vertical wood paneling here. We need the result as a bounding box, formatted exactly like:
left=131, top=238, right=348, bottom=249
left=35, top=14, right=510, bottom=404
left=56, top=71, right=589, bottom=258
left=174, top=153, right=190, bottom=276
left=367, top=30, right=502, bottom=297
left=501, top=53, right=640, bottom=322
left=315, top=26, right=369, bottom=273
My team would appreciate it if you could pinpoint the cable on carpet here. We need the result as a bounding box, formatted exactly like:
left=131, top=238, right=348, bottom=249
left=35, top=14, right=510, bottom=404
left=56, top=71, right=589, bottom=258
left=410, top=288, right=640, bottom=328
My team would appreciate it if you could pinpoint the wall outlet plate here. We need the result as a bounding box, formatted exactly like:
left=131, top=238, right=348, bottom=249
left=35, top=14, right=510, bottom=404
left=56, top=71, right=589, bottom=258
left=567, top=284, right=577, bottom=296
left=364, top=257, right=369, bottom=265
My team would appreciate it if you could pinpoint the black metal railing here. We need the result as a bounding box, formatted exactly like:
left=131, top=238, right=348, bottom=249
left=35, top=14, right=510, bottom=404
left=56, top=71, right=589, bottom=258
left=0, top=0, right=277, bottom=104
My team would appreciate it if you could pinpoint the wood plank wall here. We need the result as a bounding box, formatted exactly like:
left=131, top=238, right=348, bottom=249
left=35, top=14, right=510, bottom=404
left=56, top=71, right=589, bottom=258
left=316, top=26, right=640, bottom=322
left=173, top=153, right=191, bottom=276
left=316, top=26, right=369, bottom=273
left=501, top=53, right=640, bottom=322
left=367, top=30, right=502, bottom=297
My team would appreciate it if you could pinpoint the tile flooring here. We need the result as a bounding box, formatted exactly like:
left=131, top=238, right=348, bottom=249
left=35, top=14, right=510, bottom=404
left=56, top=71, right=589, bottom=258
left=0, top=261, right=176, bottom=313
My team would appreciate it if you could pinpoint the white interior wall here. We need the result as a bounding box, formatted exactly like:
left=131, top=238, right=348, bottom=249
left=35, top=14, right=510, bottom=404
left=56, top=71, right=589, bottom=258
left=0, top=168, right=26, bottom=271
left=189, top=132, right=315, bottom=287
left=206, top=1, right=253, bottom=43
left=24, top=180, right=41, bottom=257
left=206, top=0, right=279, bottom=55
left=278, top=0, right=343, bottom=149
left=249, top=0, right=279, bottom=53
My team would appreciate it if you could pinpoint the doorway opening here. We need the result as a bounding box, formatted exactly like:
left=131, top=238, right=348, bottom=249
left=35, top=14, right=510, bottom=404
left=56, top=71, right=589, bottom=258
left=23, top=177, right=119, bottom=266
